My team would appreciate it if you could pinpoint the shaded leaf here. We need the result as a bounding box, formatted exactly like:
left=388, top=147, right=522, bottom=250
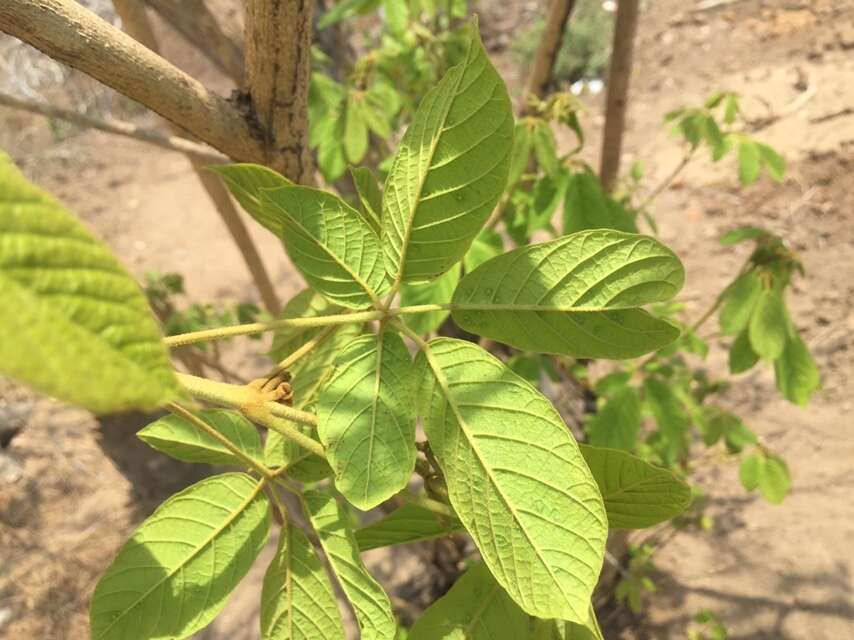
left=586, top=385, right=641, bottom=451
left=580, top=445, right=692, bottom=528
left=0, top=153, right=177, bottom=413
left=451, top=230, right=684, bottom=359
left=416, top=338, right=607, bottom=622
left=90, top=473, right=270, bottom=639
left=269, top=289, right=341, bottom=363
left=350, top=166, right=383, bottom=234
left=409, top=563, right=538, bottom=639
left=138, top=409, right=262, bottom=466
left=318, top=331, right=416, bottom=509
left=345, top=95, right=369, bottom=164
left=463, top=229, right=504, bottom=272
left=400, top=264, right=461, bottom=335
left=729, top=329, right=760, bottom=374
left=719, top=271, right=762, bottom=335
left=355, top=504, right=462, bottom=551
left=261, top=522, right=346, bottom=640
left=720, top=225, right=766, bottom=246
left=382, top=23, right=513, bottom=282
left=775, top=331, right=820, bottom=406
left=737, top=140, right=761, bottom=185
left=748, top=289, right=787, bottom=360
left=757, top=143, right=785, bottom=182
left=262, top=186, right=388, bottom=308
left=563, top=172, right=637, bottom=234
left=304, top=490, right=397, bottom=639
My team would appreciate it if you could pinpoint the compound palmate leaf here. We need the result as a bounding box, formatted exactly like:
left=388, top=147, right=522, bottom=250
left=409, top=563, right=537, bottom=640
left=318, top=331, right=416, bottom=509
left=138, top=409, right=263, bottom=466
left=261, top=522, right=346, bottom=640
left=262, top=186, right=388, bottom=308
left=304, top=490, right=397, bottom=640
left=416, top=338, right=607, bottom=622
left=0, top=152, right=178, bottom=413
left=451, top=230, right=685, bottom=359
left=382, top=22, right=513, bottom=283
left=90, top=473, right=270, bottom=640
left=579, top=445, right=692, bottom=529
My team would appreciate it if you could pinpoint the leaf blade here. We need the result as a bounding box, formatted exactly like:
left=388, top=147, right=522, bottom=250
left=416, top=338, right=607, bottom=622
left=382, top=23, right=514, bottom=282
left=451, top=230, right=685, bottom=359
left=0, top=153, right=178, bottom=413
left=355, top=504, right=463, bottom=551
left=90, top=473, right=270, bottom=640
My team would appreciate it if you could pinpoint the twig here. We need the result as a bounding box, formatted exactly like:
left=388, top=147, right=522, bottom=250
left=637, top=149, right=693, bottom=211
left=523, top=0, right=578, bottom=105
left=0, top=91, right=226, bottom=163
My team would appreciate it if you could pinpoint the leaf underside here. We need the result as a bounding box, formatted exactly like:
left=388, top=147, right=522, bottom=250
left=355, top=503, right=463, bottom=551
left=0, top=152, right=177, bottom=413
left=318, top=331, right=416, bottom=509
left=452, top=230, right=685, bottom=359
left=416, top=338, right=607, bottom=622
left=90, top=473, right=270, bottom=640
left=382, top=23, right=513, bottom=283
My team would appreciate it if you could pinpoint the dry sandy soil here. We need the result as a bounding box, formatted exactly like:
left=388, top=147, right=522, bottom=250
left=1, top=1, right=853, bottom=638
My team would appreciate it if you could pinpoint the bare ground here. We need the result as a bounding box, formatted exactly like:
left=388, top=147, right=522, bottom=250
left=1, top=1, right=853, bottom=638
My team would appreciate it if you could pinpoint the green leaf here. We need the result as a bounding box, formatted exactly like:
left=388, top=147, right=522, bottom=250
left=719, top=271, right=762, bottom=335
left=720, top=225, right=766, bottom=246
left=739, top=454, right=761, bottom=492
left=345, top=95, right=369, bottom=164
left=775, top=331, right=820, bottom=406
left=261, top=186, right=389, bottom=308
left=586, top=385, right=641, bottom=451
left=416, top=338, right=607, bottom=622
left=90, top=473, right=270, bottom=639
left=757, top=143, right=785, bottom=182
left=270, top=289, right=341, bottom=363
left=729, top=329, right=760, bottom=374
left=737, top=140, right=761, bottom=185
left=748, top=289, right=788, bottom=360
left=382, top=23, right=513, bottom=283
left=400, top=264, right=461, bottom=335
left=409, top=563, right=538, bottom=639
left=451, top=230, right=684, bottom=359
left=563, top=172, right=637, bottom=234
left=508, top=121, right=534, bottom=187
left=0, top=152, right=178, bottom=413
left=350, top=166, right=383, bottom=234
left=463, top=229, right=504, bottom=272
left=304, top=490, right=398, bottom=639
left=355, top=503, right=463, bottom=551
left=318, top=331, right=416, bottom=509
left=759, top=455, right=791, bottom=504
left=138, top=409, right=262, bottom=466
left=541, top=605, right=604, bottom=640
left=533, top=120, right=560, bottom=178
left=261, top=522, right=346, bottom=640
left=318, top=0, right=377, bottom=28
left=643, top=377, right=689, bottom=464
left=210, top=163, right=293, bottom=237
left=579, top=445, right=692, bottom=528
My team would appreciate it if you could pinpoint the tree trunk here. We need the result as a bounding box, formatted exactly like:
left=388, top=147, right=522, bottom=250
left=243, top=0, right=315, bottom=183
left=523, top=0, right=578, bottom=106
left=599, top=0, right=640, bottom=193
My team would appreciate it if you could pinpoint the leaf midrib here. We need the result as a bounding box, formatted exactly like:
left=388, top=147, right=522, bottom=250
left=422, top=343, right=582, bottom=620
left=95, top=476, right=266, bottom=639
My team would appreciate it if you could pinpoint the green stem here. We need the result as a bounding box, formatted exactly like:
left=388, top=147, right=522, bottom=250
left=175, top=373, right=325, bottom=457
left=164, top=309, right=384, bottom=347
left=273, top=324, right=336, bottom=374
left=166, top=402, right=274, bottom=479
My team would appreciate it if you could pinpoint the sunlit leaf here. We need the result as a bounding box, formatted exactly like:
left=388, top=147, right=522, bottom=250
left=90, top=473, right=270, bottom=639
left=304, top=490, right=397, bottom=639
left=729, top=329, right=759, bottom=374
left=138, top=409, right=262, bottom=466
left=262, top=186, right=389, bottom=308
left=579, top=445, right=692, bottom=528
left=382, top=23, right=513, bottom=282
left=210, top=163, right=292, bottom=237
left=261, top=522, right=346, bottom=640
left=737, top=140, right=760, bottom=185
left=318, top=331, right=416, bottom=509
left=451, top=230, right=684, bottom=359
left=400, top=264, right=461, bottom=335
left=416, top=338, right=607, bottom=622
left=0, top=152, right=178, bottom=413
